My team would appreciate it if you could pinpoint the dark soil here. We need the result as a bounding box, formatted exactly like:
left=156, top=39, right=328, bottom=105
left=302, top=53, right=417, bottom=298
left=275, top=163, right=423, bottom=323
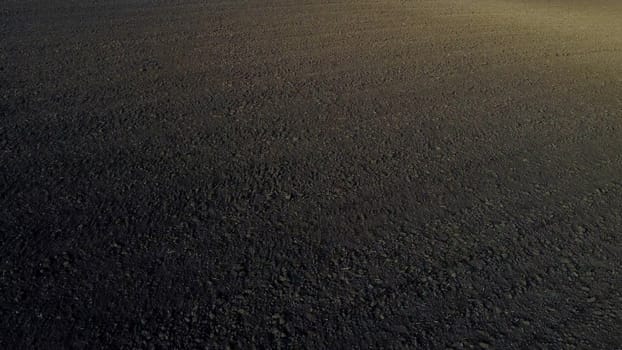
left=1, top=0, right=622, bottom=348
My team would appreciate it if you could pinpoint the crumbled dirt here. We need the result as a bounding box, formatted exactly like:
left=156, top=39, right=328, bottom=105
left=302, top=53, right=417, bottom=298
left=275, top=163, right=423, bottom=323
left=1, top=0, right=622, bottom=348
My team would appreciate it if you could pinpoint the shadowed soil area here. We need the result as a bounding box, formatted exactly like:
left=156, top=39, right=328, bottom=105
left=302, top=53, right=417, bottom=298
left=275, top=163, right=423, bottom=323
left=1, top=0, right=622, bottom=348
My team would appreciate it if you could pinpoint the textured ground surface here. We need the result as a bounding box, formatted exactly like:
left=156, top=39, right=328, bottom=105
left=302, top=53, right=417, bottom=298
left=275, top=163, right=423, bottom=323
left=2, top=0, right=622, bottom=348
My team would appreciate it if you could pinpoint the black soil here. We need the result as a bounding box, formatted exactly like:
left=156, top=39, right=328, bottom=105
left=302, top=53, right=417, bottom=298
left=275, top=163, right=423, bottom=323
left=2, top=0, right=622, bottom=348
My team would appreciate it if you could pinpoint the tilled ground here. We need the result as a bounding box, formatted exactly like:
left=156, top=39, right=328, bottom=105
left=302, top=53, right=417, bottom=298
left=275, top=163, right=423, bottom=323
left=1, top=0, right=622, bottom=348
